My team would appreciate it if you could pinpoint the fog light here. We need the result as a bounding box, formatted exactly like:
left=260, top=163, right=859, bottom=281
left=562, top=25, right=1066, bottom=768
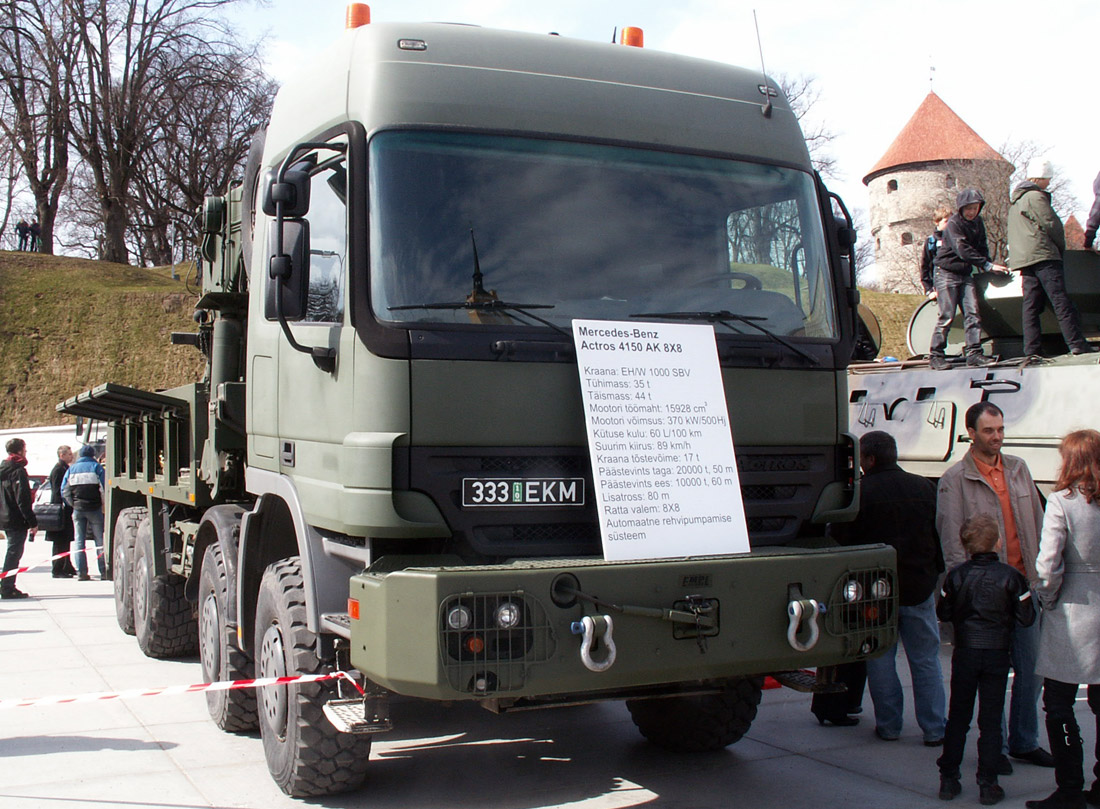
left=843, top=579, right=863, bottom=603
left=871, top=578, right=891, bottom=599
left=447, top=605, right=472, bottom=631
left=494, top=601, right=521, bottom=629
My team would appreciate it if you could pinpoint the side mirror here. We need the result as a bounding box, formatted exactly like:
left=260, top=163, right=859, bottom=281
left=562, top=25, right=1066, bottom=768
left=262, top=163, right=313, bottom=218
left=266, top=219, right=311, bottom=320
left=834, top=217, right=857, bottom=250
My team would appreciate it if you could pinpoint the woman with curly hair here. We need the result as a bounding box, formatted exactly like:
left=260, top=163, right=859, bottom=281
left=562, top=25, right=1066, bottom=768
left=1028, top=430, right=1100, bottom=809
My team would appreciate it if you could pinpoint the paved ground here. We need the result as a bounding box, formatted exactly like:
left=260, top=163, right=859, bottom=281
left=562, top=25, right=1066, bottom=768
left=0, top=540, right=1090, bottom=809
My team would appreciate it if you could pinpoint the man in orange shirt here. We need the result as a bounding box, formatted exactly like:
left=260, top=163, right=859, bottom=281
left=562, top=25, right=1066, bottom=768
left=937, top=402, right=1053, bottom=773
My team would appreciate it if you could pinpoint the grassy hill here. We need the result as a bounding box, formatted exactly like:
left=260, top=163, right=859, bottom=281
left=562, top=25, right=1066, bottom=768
left=0, top=251, right=205, bottom=427
left=0, top=251, right=924, bottom=428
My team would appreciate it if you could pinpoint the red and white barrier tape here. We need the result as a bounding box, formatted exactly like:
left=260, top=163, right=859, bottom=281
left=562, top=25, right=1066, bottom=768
left=0, top=548, right=104, bottom=580
left=0, top=671, right=364, bottom=710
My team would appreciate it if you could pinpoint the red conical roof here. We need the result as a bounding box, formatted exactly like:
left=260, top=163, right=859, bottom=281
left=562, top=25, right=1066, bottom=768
left=863, top=92, right=1009, bottom=185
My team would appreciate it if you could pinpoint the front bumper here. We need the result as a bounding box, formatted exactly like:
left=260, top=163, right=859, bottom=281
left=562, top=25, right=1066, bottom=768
left=348, top=544, right=897, bottom=701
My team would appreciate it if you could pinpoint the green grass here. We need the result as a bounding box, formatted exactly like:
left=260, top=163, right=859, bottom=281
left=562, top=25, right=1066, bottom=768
left=0, top=251, right=205, bottom=427
left=859, top=289, right=925, bottom=360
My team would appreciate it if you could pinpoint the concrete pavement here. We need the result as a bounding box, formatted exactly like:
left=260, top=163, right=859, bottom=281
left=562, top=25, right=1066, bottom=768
left=0, top=539, right=1088, bottom=808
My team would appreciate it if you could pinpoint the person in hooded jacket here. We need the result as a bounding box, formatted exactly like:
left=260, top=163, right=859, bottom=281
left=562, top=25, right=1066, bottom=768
left=929, top=189, right=1009, bottom=370
left=1008, top=159, right=1096, bottom=358
left=61, top=444, right=106, bottom=580
left=1, top=437, right=38, bottom=599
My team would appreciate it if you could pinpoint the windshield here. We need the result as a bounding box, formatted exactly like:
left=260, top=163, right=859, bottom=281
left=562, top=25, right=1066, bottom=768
left=370, top=132, right=838, bottom=339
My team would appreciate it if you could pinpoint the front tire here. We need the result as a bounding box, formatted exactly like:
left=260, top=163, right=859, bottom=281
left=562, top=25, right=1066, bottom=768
left=112, top=507, right=144, bottom=636
left=199, top=543, right=257, bottom=731
left=132, top=518, right=197, bottom=658
left=626, top=677, right=763, bottom=752
left=255, top=557, right=371, bottom=797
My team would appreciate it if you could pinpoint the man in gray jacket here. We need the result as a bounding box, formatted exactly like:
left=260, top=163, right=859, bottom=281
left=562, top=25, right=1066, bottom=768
left=1007, top=159, right=1096, bottom=358
left=937, top=401, right=1053, bottom=772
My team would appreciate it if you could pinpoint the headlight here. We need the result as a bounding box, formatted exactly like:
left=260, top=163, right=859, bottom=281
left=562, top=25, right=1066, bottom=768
left=494, top=601, right=522, bottom=629
left=870, top=578, right=891, bottom=600
left=843, top=579, right=863, bottom=603
left=446, top=605, right=472, bottom=631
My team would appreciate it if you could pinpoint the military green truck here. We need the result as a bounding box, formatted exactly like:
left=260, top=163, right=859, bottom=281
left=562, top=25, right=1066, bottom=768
left=59, top=6, right=897, bottom=797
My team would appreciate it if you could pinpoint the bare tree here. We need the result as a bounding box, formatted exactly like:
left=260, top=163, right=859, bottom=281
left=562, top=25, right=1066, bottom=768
left=998, top=138, right=1081, bottom=218
left=66, top=0, right=246, bottom=264
left=0, top=0, right=77, bottom=254
left=778, top=73, right=838, bottom=180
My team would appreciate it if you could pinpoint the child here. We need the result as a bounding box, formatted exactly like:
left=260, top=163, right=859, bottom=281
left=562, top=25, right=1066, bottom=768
left=920, top=205, right=952, bottom=301
left=936, top=513, right=1036, bottom=805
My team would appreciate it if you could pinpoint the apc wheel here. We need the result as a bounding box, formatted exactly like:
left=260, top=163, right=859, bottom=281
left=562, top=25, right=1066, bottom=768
left=132, top=518, right=197, bottom=659
left=111, top=508, right=144, bottom=636
left=255, top=557, right=372, bottom=797
left=199, top=543, right=257, bottom=731
left=626, top=677, right=763, bottom=752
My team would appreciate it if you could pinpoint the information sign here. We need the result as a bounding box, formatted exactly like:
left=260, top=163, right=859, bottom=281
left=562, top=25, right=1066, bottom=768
left=573, top=319, right=750, bottom=561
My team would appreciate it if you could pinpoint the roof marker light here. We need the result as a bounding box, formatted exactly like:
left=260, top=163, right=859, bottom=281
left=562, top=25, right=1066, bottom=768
left=621, top=27, right=644, bottom=47
left=346, top=3, right=370, bottom=30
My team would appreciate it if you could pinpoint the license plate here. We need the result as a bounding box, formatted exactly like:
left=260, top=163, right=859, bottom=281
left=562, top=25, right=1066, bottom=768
left=461, top=478, right=585, bottom=507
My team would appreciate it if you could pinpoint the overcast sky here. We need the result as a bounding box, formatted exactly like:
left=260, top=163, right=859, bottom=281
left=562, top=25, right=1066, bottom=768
left=239, top=0, right=1099, bottom=223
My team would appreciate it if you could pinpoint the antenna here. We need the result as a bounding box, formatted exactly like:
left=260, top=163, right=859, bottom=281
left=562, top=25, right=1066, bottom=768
left=753, top=10, right=772, bottom=118
left=929, top=62, right=936, bottom=93
left=611, top=25, right=618, bottom=44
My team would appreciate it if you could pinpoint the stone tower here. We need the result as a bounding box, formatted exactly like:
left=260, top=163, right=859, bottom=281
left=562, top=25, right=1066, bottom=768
left=863, top=92, right=1013, bottom=292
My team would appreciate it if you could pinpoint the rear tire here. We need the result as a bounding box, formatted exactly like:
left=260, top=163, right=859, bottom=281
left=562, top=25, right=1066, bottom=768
left=199, top=543, right=257, bottom=731
left=626, top=677, right=763, bottom=752
left=132, top=518, right=197, bottom=658
left=111, top=508, right=144, bottom=636
left=255, top=557, right=371, bottom=797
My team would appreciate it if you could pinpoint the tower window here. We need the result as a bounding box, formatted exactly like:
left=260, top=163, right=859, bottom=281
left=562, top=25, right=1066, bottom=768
left=901, top=232, right=914, bottom=246
left=945, top=174, right=956, bottom=189
left=887, top=179, right=898, bottom=193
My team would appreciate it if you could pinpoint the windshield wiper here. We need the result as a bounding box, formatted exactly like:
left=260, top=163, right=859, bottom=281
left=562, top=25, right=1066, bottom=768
left=389, top=229, right=571, bottom=339
left=630, top=310, right=820, bottom=366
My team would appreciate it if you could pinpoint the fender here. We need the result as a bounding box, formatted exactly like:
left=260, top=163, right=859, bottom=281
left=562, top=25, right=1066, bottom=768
left=238, top=467, right=362, bottom=654
left=185, top=504, right=247, bottom=625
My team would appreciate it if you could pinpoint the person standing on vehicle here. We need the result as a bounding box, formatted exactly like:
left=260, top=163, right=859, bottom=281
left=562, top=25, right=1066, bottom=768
left=1026, top=430, right=1100, bottom=809
left=1083, top=170, right=1100, bottom=251
left=47, top=445, right=76, bottom=578
left=920, top=206, right=952, bottom=301
left=833, top=431, right=947, bottom=744
left=1, top=438, right=38, bottom=599
left=61, top=444, right=106, bottom=581
left=1008, top=160, right=1096, bottom=358
left=937, top=401, right=1054, bottom=773
left=929, top=189, right=1008, bottom=370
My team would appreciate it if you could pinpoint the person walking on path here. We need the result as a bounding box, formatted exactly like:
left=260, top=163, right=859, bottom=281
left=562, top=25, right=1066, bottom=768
left=937, top=514, right=1036, bottom=806
left=937, top=401, right=1054, bottom=773
left=15, top=219, right=29, bottom=251
left=47, top=445, right=76, bottom=578
left=831, top=431, right=947, bottom=743
left=1026, top=430, right=1100, bottom=809
left=929, top=189, right=1009, bottom=370
left=1007, top=159, right=1096, bottom=358
left=1, top=438, right=38, bottom=599
left=61, top=444, right=106, bottom=580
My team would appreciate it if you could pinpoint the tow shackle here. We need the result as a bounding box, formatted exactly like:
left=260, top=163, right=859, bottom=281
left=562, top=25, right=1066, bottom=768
left=786, top=598, right=823, bottom=652
left=571, top=614, right=617, bottom=673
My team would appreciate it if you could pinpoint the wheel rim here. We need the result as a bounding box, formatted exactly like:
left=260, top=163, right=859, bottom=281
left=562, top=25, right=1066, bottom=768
left=134, top=553, right=149, bottom=627
left=259, top=623, right=288, bottom=740
left=199, top=591, right=221, bottom=680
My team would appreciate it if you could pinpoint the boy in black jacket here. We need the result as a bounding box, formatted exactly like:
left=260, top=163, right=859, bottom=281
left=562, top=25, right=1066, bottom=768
left=937, top=513, right=1036, bottom=805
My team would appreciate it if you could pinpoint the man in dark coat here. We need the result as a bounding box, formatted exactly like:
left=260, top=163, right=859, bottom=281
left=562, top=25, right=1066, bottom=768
left=1007, top=159, right=1096, bottom=358
left=1084, top=170, right=1100, bottom=251
left=1, top=437, right=38, bottom=599
left=929, top=189, right=1009, bottom=370
left=15, top=219, right=29, bottom=251
left=47, top=445, right=76, bottom=578
left=836, top=430, right=947, bottom=744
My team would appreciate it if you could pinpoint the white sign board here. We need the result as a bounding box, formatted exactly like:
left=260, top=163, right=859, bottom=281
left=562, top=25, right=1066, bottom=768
left=573, top=319, right=750, bottom=561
